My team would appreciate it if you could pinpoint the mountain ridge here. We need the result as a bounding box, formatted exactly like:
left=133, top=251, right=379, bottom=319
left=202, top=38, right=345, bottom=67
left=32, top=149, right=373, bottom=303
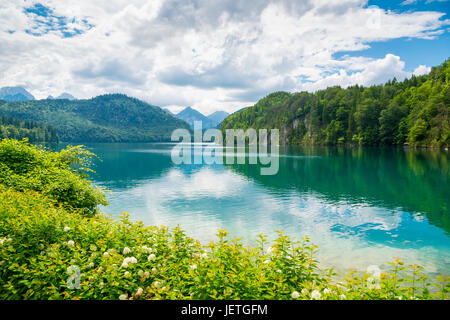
left=0, top=86, right=35, bottom=102
left=174, top=106, right=214, bottom=129
left=0, top=93, right=190, bottom=142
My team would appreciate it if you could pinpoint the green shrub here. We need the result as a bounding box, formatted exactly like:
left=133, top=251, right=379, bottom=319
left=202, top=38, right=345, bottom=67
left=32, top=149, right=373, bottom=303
left=0, top=139, right=107, bottom=215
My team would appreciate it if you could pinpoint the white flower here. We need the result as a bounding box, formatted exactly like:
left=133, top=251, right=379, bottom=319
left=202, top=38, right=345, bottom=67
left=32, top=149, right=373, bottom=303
left=311, top=290, right=322, bottom=300
left=88, top=262, right=94, bottom=268
left=301, top=288, right=309, bottom=295
left=119, top=294, right=128, bottom=300
left=99, top=282, right=104, bottom=287
left=267, top=246, right=274, bottom=254
left=129, top=257, right=137, bottom=264
left=324, top=288, right=332, bottom=295
left=276, top=269, right=282, bottom=273
left=151, top=268, right=157, bottom=275
left=291, top=291, right=300, bottom=299
left=263, top=260, right=270, bottom=264
left=142, top=246, right=152, bottom=253
left=138, top=270, right=144, bottom=277
left=201, top=253, right=208, bottom=259
left=90, top=245, right=97, bottom=251
left=123, top=247, right=131, bottom=255
left=145, top=271, right=151, bottom=278
left=63, top=226, right=71, bottom=232
left=153, top=281, right=161, bottom=289
left=148, top=254, right=156, bottom=261
left=103, top=252, right=109, bottom=257
left=190, top=264, right=197, bottom=270
left=124, top=271, right=130, bottom=277
left=121, top=257, right=137, bottom=268
left=339, top=294, right=346, bottom=300
left=136, top=288, right=143, bottom=296
left=67, top=240, right=75, bottom=247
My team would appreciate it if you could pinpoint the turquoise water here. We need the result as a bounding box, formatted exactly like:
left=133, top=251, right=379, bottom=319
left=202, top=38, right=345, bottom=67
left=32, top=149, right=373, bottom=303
left=85, top=143, right=450, bottom=276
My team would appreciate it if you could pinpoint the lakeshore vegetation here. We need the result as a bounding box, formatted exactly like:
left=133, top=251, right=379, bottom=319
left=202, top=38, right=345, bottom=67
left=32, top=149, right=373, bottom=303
left=0, top=139, right=448, bottom=300
left=0, top=115, right=59, bottom=143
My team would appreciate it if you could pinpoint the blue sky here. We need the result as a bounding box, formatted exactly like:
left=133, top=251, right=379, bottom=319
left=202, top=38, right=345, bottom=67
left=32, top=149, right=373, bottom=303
left=342, top=0, right=450, bottom=70
left=0, top=0, right=448, bottom=114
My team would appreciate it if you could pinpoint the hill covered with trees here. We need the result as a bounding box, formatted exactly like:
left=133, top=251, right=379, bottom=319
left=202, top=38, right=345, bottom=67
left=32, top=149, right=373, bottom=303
left=0, top=115, right=59, bottom=143
left=0, top=94, right=190, bottom=142
left=221, top=60, right=450, bottom=148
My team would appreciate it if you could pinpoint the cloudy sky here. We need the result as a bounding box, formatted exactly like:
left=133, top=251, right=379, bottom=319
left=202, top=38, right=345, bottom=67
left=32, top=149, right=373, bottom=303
left=0, top=0, right=449, bottom=115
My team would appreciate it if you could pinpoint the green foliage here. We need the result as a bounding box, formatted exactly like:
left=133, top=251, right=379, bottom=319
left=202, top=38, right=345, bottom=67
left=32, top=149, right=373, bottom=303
left=0, top=187, right=448, bottom=300
left=0, top=139, right=107, bottom=215
left=222, top=59, right=450, bottom=148
left=0, top=94, right=190, bottom=142
left=0, top=115, right=58, bottom=143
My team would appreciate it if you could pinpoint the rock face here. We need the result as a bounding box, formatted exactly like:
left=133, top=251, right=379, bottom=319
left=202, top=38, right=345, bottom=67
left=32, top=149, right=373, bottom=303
left=0, top=86, right=35, bottom=101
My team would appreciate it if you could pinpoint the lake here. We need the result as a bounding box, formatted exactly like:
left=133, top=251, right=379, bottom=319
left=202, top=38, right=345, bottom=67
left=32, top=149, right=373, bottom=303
left=83, top=143, right=450, bottom=276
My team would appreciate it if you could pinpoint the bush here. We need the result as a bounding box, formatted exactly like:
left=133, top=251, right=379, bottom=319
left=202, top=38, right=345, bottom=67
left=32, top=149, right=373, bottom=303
left=0, top=139, right=107, bottom=215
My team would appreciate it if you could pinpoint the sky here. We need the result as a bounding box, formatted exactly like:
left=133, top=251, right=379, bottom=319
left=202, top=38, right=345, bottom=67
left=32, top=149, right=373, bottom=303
left=0, top=0, right=449, bottom=115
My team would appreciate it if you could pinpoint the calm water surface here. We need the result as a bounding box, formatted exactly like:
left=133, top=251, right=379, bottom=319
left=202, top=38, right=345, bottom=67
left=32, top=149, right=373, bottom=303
left=83, top=143, right=450, bottom=276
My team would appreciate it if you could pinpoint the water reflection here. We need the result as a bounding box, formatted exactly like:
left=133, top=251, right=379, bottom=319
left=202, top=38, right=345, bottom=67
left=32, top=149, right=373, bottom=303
left=85, top=143, right=449, bottom=276
left=228, top=146, right=450, bottom=234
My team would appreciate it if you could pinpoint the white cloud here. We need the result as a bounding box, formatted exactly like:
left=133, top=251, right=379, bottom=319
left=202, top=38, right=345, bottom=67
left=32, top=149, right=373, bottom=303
left=0, top=0, right=447, bottom=114
left=413, top=64, right=432, bottom=76
left=299, top=54, right=430, bottom=92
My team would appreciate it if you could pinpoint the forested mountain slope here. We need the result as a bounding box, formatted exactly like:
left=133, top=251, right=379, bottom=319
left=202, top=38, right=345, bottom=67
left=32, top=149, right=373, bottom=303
left=0, top=94, right=190, bottom=142
left=221, top=60, right=450, bottom=148
left=0, top=115, right=58, bottom=143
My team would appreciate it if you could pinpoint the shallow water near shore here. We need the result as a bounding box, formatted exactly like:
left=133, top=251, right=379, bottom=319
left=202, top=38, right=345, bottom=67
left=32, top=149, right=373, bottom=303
left=78, top=142, right=449, bottom=277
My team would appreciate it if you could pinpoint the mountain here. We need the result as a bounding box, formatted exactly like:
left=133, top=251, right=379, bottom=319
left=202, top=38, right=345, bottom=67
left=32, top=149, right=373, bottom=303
left=221, top=59, right=450, bottom=148
left=163, top=108, right=174, bottom=115
left=57, top=93, right=76, bottom=100
left=0, top=86, right=35, bottom=102
left=207, top=111, right=230, bottom=128
left=47, top=93, right=76, bottom=100
left=175, top=106, right=215, bottom=129
left=0, top=94, right=190, bottom=142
